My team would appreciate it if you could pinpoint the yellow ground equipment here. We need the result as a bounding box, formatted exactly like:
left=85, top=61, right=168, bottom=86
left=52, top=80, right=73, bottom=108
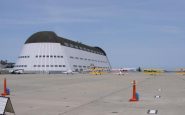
left=89, top=67, right=105, bottom=75
left=176, top=68, right=185, bottom=75
left=144, top=69, right=164, bottom=75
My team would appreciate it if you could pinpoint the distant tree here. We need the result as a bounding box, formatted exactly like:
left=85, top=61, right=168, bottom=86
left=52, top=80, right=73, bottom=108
left=137, top=67, right=142, bottom=72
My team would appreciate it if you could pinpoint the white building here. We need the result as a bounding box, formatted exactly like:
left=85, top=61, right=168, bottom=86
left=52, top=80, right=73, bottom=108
left=14, top=31, right=111, bottom=73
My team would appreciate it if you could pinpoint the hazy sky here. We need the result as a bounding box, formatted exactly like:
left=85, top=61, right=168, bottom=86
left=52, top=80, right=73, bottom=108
left=0, top=0, right=185, bottom=69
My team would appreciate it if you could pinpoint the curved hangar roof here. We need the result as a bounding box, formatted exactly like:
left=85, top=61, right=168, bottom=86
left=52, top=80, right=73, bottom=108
left=25, top=31, right=106, bottom=56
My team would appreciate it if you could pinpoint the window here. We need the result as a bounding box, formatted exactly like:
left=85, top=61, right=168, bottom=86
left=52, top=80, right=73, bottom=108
left=61, top=56, right=63, bottom=58
left=55, top=65, right=58, bottom=67
left=75, top=57, right=79, bottom=59
left=36, top=55, right=38, bottom=58
left=63, top=65, right=66, bottom=67
left=19, top=56, right=30, bottom=58
left=39, top=55, right=42, bottom=58
left=47, top=55, right=49, bottom=58
left=57, top=56, right=60, bottom=58
left=73, top=65, right=77, bottom=67
left=54, top=55, right=56, bottom=58
left=34, top=65, right=37, bottom=67
left=50, top=55, right=53, bottom=58
left=42, top=65, right=45, bottom=67
left=46, top=65, right=49, bottom=67
left=38, top=65, right=41, bottom=67
left=43, top=55, right=45, bottom=58
left=59, top=65, right=62, bottom=67
left=70, top=56, right=74, bottom=59
left=50, top=65, right=53, bottom=67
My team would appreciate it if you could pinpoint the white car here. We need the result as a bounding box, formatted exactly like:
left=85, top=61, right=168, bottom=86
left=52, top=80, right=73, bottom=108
left=10, top=69, right=24, bottom=74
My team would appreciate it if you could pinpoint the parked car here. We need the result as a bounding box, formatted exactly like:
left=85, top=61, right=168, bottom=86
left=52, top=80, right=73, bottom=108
left=10, top=69, right=24, bottom=74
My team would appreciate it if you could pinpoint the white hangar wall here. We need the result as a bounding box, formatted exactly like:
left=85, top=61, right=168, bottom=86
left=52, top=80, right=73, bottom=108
left=15, top=43, right=67, bottom=72
left=64, top=45, right=110, bottom=72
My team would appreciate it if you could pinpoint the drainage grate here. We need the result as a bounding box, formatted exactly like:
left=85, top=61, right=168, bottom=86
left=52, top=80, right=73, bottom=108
left=147, top=110, right=158, bottom=114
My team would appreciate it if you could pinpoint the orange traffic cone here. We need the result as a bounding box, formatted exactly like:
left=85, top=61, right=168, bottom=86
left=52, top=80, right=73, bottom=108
left=129, top=80, right=138, bottom=102
left=1, top=78, right=7, bottom=96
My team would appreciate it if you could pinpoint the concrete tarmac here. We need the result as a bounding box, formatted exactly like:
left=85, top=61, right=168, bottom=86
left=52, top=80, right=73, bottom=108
left=0, top=72, right=185, bottom=115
